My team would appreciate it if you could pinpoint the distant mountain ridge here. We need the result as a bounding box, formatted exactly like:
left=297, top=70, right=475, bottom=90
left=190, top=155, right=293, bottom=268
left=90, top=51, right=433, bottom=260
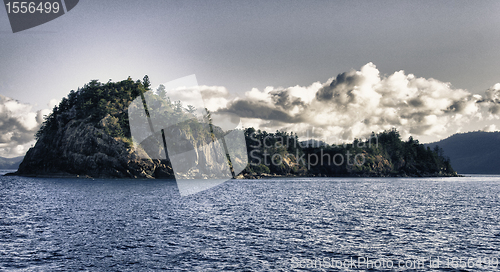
left=426, top=131, right=500, bottom=174
left=0, top=156, right=24, bottom=169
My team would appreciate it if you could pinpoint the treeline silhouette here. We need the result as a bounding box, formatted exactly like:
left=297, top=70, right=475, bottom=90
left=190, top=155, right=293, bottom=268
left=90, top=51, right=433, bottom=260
left=243, top=127, right=456, bottom=177
left=34, top=77, right=456, bottom=177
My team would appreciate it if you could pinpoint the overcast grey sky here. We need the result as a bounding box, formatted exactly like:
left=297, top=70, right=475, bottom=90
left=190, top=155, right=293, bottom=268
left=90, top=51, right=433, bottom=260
left=1, top=1, right=500, bottom=157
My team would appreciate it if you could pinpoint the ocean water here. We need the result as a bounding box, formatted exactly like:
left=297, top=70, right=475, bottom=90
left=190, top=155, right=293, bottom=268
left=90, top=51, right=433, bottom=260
left=0, top=174, right=499, bottom=271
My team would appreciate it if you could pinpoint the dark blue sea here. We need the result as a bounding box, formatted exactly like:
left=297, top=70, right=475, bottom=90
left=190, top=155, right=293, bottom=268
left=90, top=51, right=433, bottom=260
left=1, top=171, right=499, bottom=271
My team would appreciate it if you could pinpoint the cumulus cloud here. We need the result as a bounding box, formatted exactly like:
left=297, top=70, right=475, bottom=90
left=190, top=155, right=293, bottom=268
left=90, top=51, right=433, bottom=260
left=483, top=124, right=498, bottom=132
left=0, top=95, right=50, bottom=157
left=213, top=63, right=498, bottom=143
left=480, top=83, right=500, bottom=116
left=199, top=86, right=230, bottom=112
left=5, top=63, right=493, bottom=157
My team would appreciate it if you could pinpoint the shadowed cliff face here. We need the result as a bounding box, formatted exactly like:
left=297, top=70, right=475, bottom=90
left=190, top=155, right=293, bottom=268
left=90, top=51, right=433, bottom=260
left=162, top=125, right=230, bottom=179
left=15, top=78, right=177, bottom=178
left=15, top=78, right=245, bottom=179
left=15, top=78, right=457, bottom=179
left=16, top=110, right=232, bottom=179
left=17, top=114, right=174, bottom=178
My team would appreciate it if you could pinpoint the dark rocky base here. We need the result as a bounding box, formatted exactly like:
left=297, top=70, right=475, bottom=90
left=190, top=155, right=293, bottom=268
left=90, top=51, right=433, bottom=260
left=6, top=169, right=459, bottom=179
left=236, top=171, right=460, bottom=179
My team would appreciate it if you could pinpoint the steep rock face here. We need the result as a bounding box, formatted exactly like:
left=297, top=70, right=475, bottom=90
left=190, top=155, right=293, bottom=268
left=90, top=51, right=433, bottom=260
left=160, top=124, right=234, bottom=179
left=17, top=116, right=173, bottom=179
left=347, top=153, right=394, bottom=176
left=16, top=78, right=239, bottom=179
left=16, top=115, right=234, bottom=179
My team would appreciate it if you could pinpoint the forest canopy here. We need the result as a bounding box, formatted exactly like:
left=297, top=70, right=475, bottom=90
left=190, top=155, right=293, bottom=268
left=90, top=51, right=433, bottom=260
left=33, top=77, right=456, bottom=178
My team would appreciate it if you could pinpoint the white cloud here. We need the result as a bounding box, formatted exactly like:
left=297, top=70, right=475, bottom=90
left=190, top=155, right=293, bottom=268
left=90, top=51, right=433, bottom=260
left=481, top=83, right=500, bottom=117
left=199, top=85, right=230, bottom=112
left=483, top=124, right=498, bottom=132
left=216, top=63, right=499, bottom=143
left=48, top=98, right=60, bottom=109
left=0, top=95, right=54, bottom=158
left=2, top=65, right=498, bottom=158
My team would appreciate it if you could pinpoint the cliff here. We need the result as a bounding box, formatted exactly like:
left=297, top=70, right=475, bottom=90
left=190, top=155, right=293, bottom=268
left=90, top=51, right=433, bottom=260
left=16, top=78, right=175, bottom=178
left=17, top=115, right=173, bottom=178
left=241, top=128, right=457, bottom=178
left=16, top=77, right=244, bottom=179
left=14, top=77, right=457, bottom=179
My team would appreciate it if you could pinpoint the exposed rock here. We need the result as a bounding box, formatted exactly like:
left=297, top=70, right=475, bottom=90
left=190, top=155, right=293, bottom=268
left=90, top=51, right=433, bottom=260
left=14, top=78, right=236, bottom=179
left=13, top=78, right=458, bottom=179
left=16, top=117, right=174, bottom=179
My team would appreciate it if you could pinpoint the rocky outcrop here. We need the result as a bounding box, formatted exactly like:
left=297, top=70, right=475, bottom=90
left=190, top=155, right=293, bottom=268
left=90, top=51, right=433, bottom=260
left=14, top=77, right=458, bottom=179
left=15, top=78, right=244, bottom=179
left=15, top=115, right=234, bottom=179
left=16, top=115, right=174, bottom=179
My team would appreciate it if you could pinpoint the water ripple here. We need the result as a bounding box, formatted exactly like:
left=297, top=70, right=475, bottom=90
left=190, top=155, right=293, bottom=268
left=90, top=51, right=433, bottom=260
left=0, top=176, right=499, bottom=271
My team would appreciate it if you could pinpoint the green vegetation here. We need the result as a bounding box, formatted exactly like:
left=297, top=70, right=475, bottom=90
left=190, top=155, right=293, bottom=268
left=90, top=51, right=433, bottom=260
left=36, top=77, right=146, bottom=141
left=243, top=127, right=307, bottom=176
left=243, top=127, right=456, bottom=177
left=33, top=77, right=456, bottom=178
left=35, top=77, right=215, bottom=147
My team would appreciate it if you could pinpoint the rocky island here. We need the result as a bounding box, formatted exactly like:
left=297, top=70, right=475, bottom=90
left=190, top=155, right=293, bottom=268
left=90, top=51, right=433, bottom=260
left=13, top=77, right=457, bottom=178
left=15, top=77, right=175, bottom=178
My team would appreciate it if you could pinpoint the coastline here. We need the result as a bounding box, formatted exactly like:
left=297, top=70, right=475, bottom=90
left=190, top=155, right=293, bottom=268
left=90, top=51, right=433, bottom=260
left=5, top=171, right=460, bottom=179
left=236, top=172, right=461, bottom=179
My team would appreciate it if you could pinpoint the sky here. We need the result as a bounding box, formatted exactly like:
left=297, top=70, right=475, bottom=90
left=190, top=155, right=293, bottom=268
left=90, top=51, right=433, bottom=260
left=0, top=0, right=500, bottom=157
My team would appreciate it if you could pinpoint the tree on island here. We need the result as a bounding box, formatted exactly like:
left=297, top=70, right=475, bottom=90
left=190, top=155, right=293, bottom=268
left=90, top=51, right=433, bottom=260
left=28, top=76, right=456, bottom=179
